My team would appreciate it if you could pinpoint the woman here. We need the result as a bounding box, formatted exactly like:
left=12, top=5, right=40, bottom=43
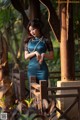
left=24, top=18, right=54, bottom=84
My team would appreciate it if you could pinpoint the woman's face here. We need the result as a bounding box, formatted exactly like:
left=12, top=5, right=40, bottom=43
left=29, top=25, right=40, bottom=38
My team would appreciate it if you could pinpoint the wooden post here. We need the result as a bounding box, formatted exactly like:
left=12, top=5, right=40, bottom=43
left=30, top=80, right=48, bottom=110
left=12, top=69, right=26, bottom=101
left=78, top=88, right=80, bottom=120
left=30, top=76, right=36, bottom=98
left=60, top=3, right=75, bottom=81
left=30, top=76, right=36, bottom=83
left=39, top=80, right=48, bottom=110
left=19, top=70, right=26, bottom=100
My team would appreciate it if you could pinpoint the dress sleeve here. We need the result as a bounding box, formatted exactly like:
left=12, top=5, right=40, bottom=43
left=45, top=38, right=53, bottom=51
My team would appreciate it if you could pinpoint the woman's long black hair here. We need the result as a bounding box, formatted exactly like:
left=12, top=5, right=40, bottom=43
left=24, top=18, right=43, bottom=43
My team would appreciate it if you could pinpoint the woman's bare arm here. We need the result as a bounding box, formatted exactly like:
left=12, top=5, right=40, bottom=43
left=43, top=51, right=54, bottom=60
left=24, top=51, right=41, bottom=60
left=39, top=51, right=54, bottom=64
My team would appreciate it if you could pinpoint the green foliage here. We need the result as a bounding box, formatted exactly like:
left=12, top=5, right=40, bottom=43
left=73, top=4, right=80, bottom=39
left=24, top=98, right=34, bottom=107
left=19, top=113, right=37, bottom=120
left=0, top=96, right=6, bottom=102
left=0, top=0, right=11, bottom=28
left=0, top=4, right=21, bottom=29
left=0, top=0, right=11, bottom=8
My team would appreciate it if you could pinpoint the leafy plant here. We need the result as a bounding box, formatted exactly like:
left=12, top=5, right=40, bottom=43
left=24, top=98, right=34, bottom=108
left=0, top=96, right=6, bottom=108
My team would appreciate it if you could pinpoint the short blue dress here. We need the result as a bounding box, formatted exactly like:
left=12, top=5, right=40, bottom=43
left=25, top=36, right=53, bottom=83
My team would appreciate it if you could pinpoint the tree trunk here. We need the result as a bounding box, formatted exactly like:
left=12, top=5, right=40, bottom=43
left=29, top=0, right=40, bottom=20
left=0, top=33, right=9, bottom=79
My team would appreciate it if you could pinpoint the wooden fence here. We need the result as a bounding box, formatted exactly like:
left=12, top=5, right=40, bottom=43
left=12, top=69, right=80, bottom=119
left=12, top=69, right=26, bottom=100
left=30, top=77, right=80, bottom=120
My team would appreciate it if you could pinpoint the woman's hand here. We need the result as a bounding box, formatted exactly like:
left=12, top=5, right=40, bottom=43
left=39, top=53, right=45, bottom=64
left=35, top=51, right=41, bottom=61
left=25, top=51, right=41, bottom=60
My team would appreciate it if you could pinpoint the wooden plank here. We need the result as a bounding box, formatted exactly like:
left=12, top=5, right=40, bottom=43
left=13, top=73, right=20, bottom=78
left=31, top=90, right=40, bottom=96
left=19, top=70, right=26, bottom=100
left=31, top=83, right=40, bottom=90
left=48, top=94, right=78, bottom=98
left=13, top=79, right=20, bottom=84
left=48, top=86, right=80, bottom=91
left=12, top=70, right=26, bottom=101
left=30, top=76, right=36, bottom=83
left=78, top=88, right=80, bottom=120
left=58, top=98, right=78, bottom=120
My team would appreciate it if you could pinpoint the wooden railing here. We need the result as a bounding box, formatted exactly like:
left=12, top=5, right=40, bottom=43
left=12, top=69, right=26, bottom=100
left=12, top=69, right=80, bottom=119
left=30, top=77, right=80, bottom=120
left=11, top=69, right=80, bottom=101
left=23, top=70, right=80, bottom=82
left=30, top=76, right=48, bottom=110
left=49, top=70, right=80, bottom=80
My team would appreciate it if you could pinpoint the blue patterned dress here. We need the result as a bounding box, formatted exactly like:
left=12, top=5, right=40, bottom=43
left=25, top=36, right=53, bottom=83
